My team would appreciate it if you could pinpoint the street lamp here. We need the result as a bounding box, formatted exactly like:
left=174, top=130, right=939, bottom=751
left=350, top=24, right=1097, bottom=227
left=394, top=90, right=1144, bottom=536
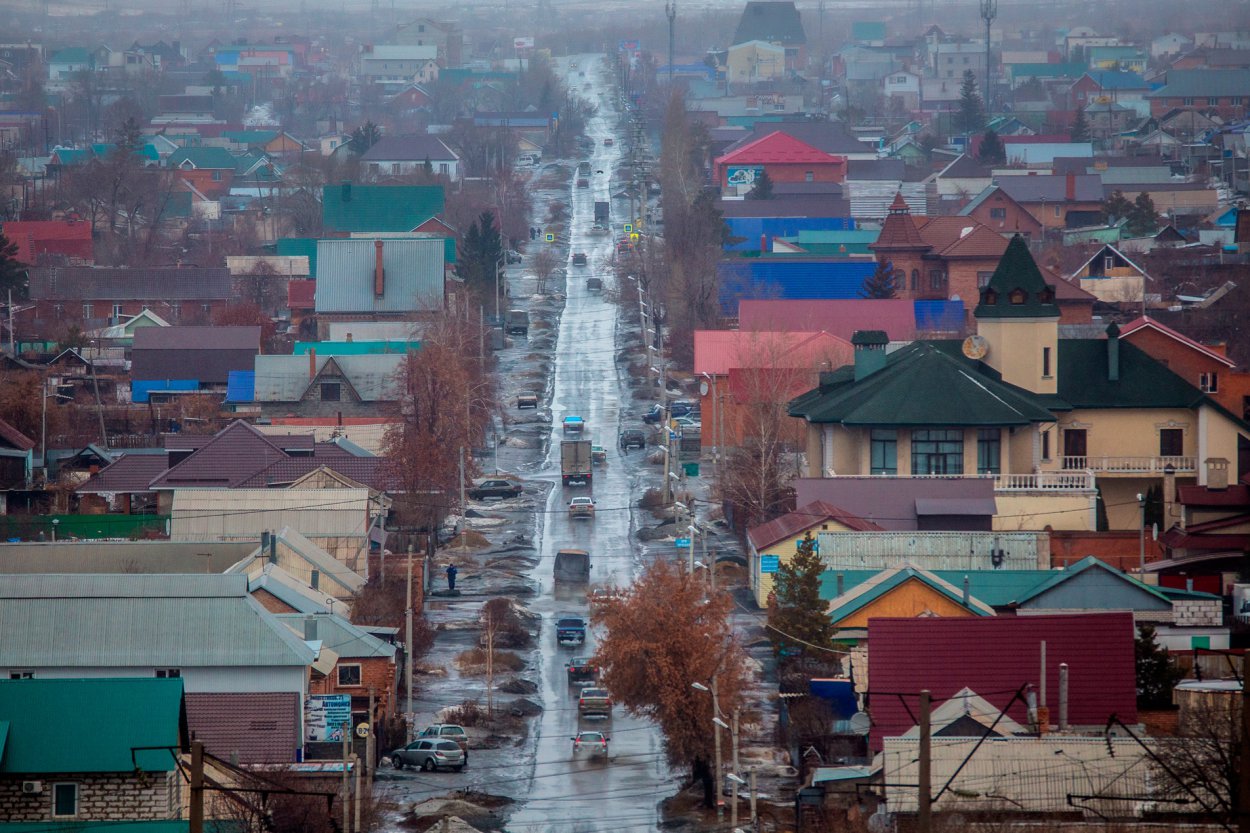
left=1137, top=491, right=1146, bottom=574
left=691, top=678, right=725, bottom=822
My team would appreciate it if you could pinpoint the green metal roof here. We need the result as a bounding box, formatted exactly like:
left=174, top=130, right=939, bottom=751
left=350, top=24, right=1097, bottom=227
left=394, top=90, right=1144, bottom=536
left=322, top=184, right=445, bottom=233
left=277, top=237, right=319, bottom=276
left=825, top=566, right=994, bottom=624
left=51, top=47, right=93, bottom=64
left=169, top=147, right=238, bottom=170
left=1057, top=338, right=1211, bottom=410
left=973, top=235, right=1061, bottom=319
left=0, top=678, right=186, bottom=773
left=788, top=340, right=1056, bottom=426
left=293, top=340, right=419, bottom=356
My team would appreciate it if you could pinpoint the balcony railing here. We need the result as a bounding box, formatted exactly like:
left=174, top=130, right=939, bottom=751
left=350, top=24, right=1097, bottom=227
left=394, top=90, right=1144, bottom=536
left=995, top=470, right=1097, bottom=492
left=816, top=530, right=1044, bottom=571
left=1061, top=456, right=1195, bottom=474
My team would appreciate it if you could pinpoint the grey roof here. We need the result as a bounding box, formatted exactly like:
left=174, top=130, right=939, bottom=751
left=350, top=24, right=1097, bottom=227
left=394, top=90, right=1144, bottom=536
left=360, top=134, right=459, bottom=163
left=274, top=612, right=397, bottom=659
left=132, top=326, right=261, bottom=384
left=233, top=527, right=366, bottom=596
left=718, top=195, right=851, bottom=218
left=733, top=1, right=806, bottom=46
left=1146, top=69, right=1250, bottom=98
left=0, top=574, right=315, bottom=668
left=134, top=325, right=261, bottom=350
left=30, top=267, right=232, bottom=301
left=252, top=354, right=404, bottom=402
left=315, top=238, right=444, bottom=314
left=847, top=158, right=906, bottom=180
left=996, top=174, right=1104, bottom=203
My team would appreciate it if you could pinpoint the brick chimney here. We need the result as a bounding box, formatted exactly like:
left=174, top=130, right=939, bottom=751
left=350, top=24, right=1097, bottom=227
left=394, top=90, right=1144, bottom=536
left=1065, top=172, right=1075, bottom=202
left=374, top=239, right=385, bottom=298
left=309, top=347, right=316, bottom=380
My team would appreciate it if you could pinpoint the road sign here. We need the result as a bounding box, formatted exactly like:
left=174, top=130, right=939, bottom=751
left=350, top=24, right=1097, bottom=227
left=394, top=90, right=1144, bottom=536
left=630, top=232, right=640, bottom=241
left=675, top=537, right=691, bottom=548
left=623, top=223, right=633, bottom=233
left=545, top=233, right=555, bottom=242
left=760, top=555, right=780, bottom=573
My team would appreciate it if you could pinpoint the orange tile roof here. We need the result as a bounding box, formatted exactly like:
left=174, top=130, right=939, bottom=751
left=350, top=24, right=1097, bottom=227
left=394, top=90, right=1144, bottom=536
left=937, top=224, right=1011, bottom=259
left=870, top=194, right=929, bottom=250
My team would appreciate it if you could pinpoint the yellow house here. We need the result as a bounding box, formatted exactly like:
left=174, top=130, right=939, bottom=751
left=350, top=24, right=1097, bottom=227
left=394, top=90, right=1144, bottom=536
left=746, top=501, right=883, bottom=607
left=824, top=565, right=994, bottom=643
left=726, top=40, right=786, bottom=86
left=1071, top=244, right=1151, bottom=304
left=788, top=235, right=1250, bottom=533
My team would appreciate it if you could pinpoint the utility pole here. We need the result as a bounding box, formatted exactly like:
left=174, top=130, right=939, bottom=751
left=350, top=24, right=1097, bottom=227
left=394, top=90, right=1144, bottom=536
left=749, top=767, right=758, bottom=830
left=405, top=545, right=414, bottom=742
left=367, top=687, right=376, bottom=784
left=459, top=446, right=467, bottom=553
left=979, top=0, right=997, bottom=116
left=189, top=740, right=204, bottom=833
left=1240, top=673, right=1250, bottom=833
left=341, top=723, right=351, bottom=833
left=352, top=753, right=362, bottom=833
left=730, top=708, right=741, bottom=828
left=918, top=690, right=932, bottom=833
left=712, top=675, right=724, bottom=823
left=665, top=0, right=676, bottom=85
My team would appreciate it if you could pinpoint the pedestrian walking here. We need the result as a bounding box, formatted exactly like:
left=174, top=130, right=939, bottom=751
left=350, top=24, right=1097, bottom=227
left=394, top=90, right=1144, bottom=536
left=446, top=563, right=458, bottom=592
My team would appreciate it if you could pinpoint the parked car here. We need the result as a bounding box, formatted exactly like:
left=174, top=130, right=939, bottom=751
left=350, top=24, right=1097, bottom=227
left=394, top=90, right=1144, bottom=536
left=391, top=739, right=464, bottom=771
left=674, top=416, right=702, bottom=432
left=603, top=138, right=614, bottom=146
left=569, top=496, right=596, bottom=518
left=572, top=252, right=588, bottom=266
left=562, top=415, right=585, bottom=434
left=571, top=730, right=609, bottom=756
left=619, top=429, right=646, bottom=450
left=468, top=478, right=523, bottom=500
left=506, top=249, right=523, bottom=264
left=566, top=656, right=599, bottom=684
left=578, top=687, right=613, bottom=717
left=517, top=393, right=539, bottom=409
left=417, top=724, right=470, bottom=756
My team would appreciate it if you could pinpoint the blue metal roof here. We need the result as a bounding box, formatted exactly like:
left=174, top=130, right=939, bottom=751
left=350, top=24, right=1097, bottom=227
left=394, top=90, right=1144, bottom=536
left=131, top=379, right=199, bottom=403
left=226, top=370, right=255, bottom=403
left=718, top=259, right=877, bottom=313
left=725, top=217, right=855, bottom=252
left=913, top=300, right=966, bottom=331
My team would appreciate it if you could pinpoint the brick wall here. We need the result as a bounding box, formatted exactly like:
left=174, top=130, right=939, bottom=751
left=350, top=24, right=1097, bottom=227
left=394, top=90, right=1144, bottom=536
left=0, top=772, right=179, bottom=821
left=1172, top=598, right=1223, bottom=627
left=253, top=587, right=299, bottom=614
left=1050, top=530, right=1166, bottom=571
left=313, top=656, right=396, bottom=715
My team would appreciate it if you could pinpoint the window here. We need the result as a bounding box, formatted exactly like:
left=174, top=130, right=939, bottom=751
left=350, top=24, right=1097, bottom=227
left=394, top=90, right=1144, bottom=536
left=1160, top=428, right=1184, bottom=457
left=9, top=670, right=33, bottom=679
left=1200, top=372, right=1218, bottom=393
left=53, top=783, right=78, bottom=817
left=311, top=569, right=320, bottom=590
left=155, top=668, right=180, bottom=678
left=870, top=429, right=897, bottom=475
left=201, top=304, right=211, bottom=316
left=211, top=170, right=222, bottom=181
left=82, top=303, right=93, bottom=319
left=54, top=304, right=63, bottom=317
left=439, top=163, right=450, bottom=175
left=1053, top=205, right=1061, bottom=218
left=1041, top=431, right=1051, bottom=461
left=1208, top=97, right=1219, bottom=106
left=321, top=382, right=341, bottom=401
left=990, top=207, right=1006, bottom=220
left=977, top=271, right=994, bottom=288
left=170, top=303, right=181, bottom=320
left=1104, top=255, right=1115, bottom=271
left=929, top=270, right=945, bottom=291
left=1010, top=288, right=1027, bottom=305
left=977, top=428, right=1001, bottom=474
left=910, top=269, right=920, bottom=290
left=1062, top=428, right=1087, bottom=468
left=804, top=171, right=814, bottom=182
left=338, top=664, right=362, bottom=687
left=1042, top=346, right=1052, bottom=378
left=911, top=429, right=963, bottom=475
left=112, top=303, right=124, bottom=317
left=1182, top=97, right=1194, bottom=106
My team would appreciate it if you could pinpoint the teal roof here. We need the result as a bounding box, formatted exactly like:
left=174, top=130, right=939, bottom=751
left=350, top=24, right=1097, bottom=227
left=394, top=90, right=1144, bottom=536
left=322, top=184, right=444, bottom=233
left=158, top=191, right=192, bottom=220
left=824, top=566, right=994, bottom=624
left=777, top=229, right=879, bottom=256
left=293, top=340, right=419, bottom=356
left=169, top=146, right=238, bottom=169
left=51, top=47, right=92, bottom=64
left=277, top=238, right=319, bottom=276
left=91, top=143, right=160, bottom=163
left=973, top=235, right=1060, bottom=319
left=0, top=678, right=186, bottom=773
left=1007, top=62, right=1085, bottom=78
left=851, top=21, right=886, bottom=41
left=788, top=340, right=1056, bottom=426
left=53, top=148, right=94, bottom=166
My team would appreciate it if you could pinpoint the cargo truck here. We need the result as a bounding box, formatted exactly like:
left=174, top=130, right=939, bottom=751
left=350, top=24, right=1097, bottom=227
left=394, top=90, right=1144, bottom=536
left=593, top=201, right=609, bottom=229
left=560, top=439, right=593, bottom=487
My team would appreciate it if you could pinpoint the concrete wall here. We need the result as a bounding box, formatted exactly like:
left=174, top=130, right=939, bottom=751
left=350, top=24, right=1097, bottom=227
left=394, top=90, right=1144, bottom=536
left=0, top=772, right=179, bottom=821
left=978, top=317, right=1059, bottom=395
left=994, top=493, right=1094, bottom=531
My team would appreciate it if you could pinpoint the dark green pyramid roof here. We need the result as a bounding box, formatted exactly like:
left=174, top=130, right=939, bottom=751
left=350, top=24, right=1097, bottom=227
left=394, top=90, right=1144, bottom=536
left=974, top=234, right=1060, bottom=319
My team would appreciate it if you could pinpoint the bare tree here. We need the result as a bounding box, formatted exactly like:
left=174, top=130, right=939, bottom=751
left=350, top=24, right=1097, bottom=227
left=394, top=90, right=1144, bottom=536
left=531, top=247, right=559, bottom=296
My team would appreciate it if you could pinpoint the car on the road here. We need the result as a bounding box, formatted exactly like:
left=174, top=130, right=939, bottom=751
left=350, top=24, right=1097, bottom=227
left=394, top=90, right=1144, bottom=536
left=577, top=177, right=589, bottom=188
left=571, top=730, right=609, bottom=756
left=603, top=138, right=614, bottom=146
left=417, top=724, right=470, bottom=757
left=565, top=656, right=598, bottom=683
left=619, top=429, right=646, bottom=450
left=572, top=252, right=588, bottom=266
left=591, top=445, right=607, bottom=466
left=506, top=249, right=523, bottom=264
left=390, top=739, right=464, bottom=771
left=586, top=276, right=603, bottom=291
left=568, top=496, right=596, bottom=519
left=562, top=415, right=585, bottom=434
left=467, top=478, right=523, bottom=500
left=578, top=687, right=613, bottom=717
left=557, top=615, right=588, bottom=646
left=569, top=60, right=578, bottom=68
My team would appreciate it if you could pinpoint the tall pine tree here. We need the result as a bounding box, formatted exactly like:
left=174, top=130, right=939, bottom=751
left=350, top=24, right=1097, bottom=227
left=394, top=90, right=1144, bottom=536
left=1070, top=107, right=1091, bottom=144
left=860, top=260, right=899, bottom=298
left=1127, top=192, right=1159, bottom=236
left=959, top=70, right=985, bottom=135
left=0, top=229, right=26, bottom=299
left=977, top=129, right=1006, bottom=165
left=746, top=169, right=773, bottom=200
left=768, top=532, right=835, bottom=655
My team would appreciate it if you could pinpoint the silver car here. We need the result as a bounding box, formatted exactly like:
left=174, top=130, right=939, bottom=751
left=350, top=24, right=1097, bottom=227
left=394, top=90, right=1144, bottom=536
left=391, top=739, right=465, bottom=772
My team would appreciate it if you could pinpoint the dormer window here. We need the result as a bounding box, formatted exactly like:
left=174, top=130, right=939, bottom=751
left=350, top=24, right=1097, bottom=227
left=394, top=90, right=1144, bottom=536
left=1009, top=289, right=1027, bottom=305
left=1038, top=288, right=1055, bottom=304
left=983, top=288, right=998, bottom=305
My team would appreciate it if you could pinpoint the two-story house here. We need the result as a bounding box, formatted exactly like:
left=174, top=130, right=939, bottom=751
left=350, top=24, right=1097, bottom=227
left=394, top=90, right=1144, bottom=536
left=790, top=235, right=1250, bottom=532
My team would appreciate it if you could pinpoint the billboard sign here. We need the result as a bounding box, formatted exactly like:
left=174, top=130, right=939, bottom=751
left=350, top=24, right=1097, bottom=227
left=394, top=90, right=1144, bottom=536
left=513, top=37, right=535, bottom=50
left=305, top=694, right=352, bottom=742
left=726, top=166, right=765, bottom=187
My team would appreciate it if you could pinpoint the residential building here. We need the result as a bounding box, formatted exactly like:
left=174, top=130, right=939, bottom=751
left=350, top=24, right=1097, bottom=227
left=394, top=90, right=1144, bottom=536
left=931, top=42, right=987, bottom=80
left=1151, top=466, right=1250, bottom=596
left=714, top=131, right=847, bottom=195
left=0, top=574, right=314, bottom=763
left=1145, top=69, right=1250, bottom=119
left=248, top=352, right=405, bottom=417
left=0, top=419, right=35, bottom=497
left=791, top=236, right=1250, bottom=531
left=168, top=147, right=238, bottom=199
left=358, top=44, right=439, bottom=83
left=275, top=612, right=397, bottom=715
left=25, top=266, right=232, bottom=335
left=393, top=18, right=463, bottom=67
left=0, top=677, right=188, bottom=823
left=0, top=220, right=93, bottom=265
left=360, top=134, right=461, bottom=181
left=1069, top=243, right=1152, bottom=304
left=957, top=184, right=1045, bottom=240
left=731, top=1, right=807, bottom=71
left=233, top=527, right=367, bottom=605
left=1120, top=315, right=1250, bottom=419
left=321, top=183, right=445, bottom=235
left=314, top=237, right=445, bottom=322
left=994, top=173, right=1105, bottom=229
left=131, top=325, right=261, bottom=395
left=47, top=47, right=92, bottom=81
left=725, top=40, right=786, bottom=86
left=883, top=69, right=921, bottom=111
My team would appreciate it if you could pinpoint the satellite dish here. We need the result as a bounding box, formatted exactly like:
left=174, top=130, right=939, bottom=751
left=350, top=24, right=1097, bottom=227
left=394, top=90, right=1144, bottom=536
left=849, top=713, right=871, bottom=735
left=962, top=334, right=990, bottom=360
left=699, top=380, right=709, bottom=396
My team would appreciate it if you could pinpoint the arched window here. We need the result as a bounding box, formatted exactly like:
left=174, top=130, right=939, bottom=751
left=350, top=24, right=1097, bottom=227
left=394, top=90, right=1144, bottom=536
left=910, top=269, right=920, bottom=290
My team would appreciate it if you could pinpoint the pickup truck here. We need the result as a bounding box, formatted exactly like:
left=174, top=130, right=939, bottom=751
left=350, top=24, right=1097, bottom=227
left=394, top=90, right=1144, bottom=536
left=556, top=615, right=587, bottom=646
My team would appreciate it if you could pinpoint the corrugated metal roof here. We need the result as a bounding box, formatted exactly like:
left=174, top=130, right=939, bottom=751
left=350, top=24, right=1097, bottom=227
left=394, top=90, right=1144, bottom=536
left=274, top=612, right=396, bottom=659
left=185, top=691, right=300, bottom=764
left=252, top=354, right=403, bottom=402
left=0, top=677, right=186, bottom=773
left=29, top=266, right=232, bottom=301
left=170, top=487, right=373, bottom=540
left=315, top=238, right=444, bottom=313
left=0, top=574, right=315, bottom=667
left=718, top=259, right=876, bottom=312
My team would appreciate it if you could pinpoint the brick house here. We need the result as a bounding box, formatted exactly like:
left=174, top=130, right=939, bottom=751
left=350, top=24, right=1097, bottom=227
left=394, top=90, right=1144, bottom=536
left=168, top=147, right=238, bottom=199
left=25, top=266, right=232, bottom=336
left=713, top=131, right=847, bottom=195
left=0, top=677, right=188, bottom=824
left=994, top=173, right=1105, bottom=230
left=1120, top=315, right=1250, bottom=420
left=0, top=219, right=94, bottom=265
left=957, top=184, right=1045, bottom=240
left=1145, top=69, right=1250, bottom=119
left=276, top=612, right=398, bottom=717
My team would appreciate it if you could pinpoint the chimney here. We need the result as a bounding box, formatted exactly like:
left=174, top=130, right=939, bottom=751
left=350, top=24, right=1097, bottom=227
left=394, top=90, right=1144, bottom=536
left=374, top=239, right=385, bottom=298
left=1205, top=457, right=1230, bottom=490
left=835, top=573, right=844, bottom=597
left=345, top=332, right=353, bottom=342
left=309, top=347, right=316, bottom=380
left=1058, top=663, right=1069, bottom=731
left=269, top=531, right=277, bottom=564
left=962, top=575, right=970, bottom=606
left=261, top=529, right=270, bottom=554
left=1106, top=322, right=1120, bottom=382
left=851, top=330, right=889, bottom=381
left=1065, top=172, right=1075, bottom=202
left=760, top=234, right=768, bottom=253
left=303, top=615, right=317, bottom=641
left=1163, top=463, right=1178, bottom=523
left=341, top=181, right=351, bottom=202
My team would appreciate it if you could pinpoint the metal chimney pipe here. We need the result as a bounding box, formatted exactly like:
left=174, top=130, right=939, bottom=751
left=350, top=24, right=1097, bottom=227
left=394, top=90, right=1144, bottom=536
left=836, top=573, right=844, bottom=596
left=1039, top=641, right=1047, bottom=707
left=1058, top=662, right=1069, bottom=731
left=962, top=575, right=970, bottom=606
left=374, top=239, right=385, bottom=298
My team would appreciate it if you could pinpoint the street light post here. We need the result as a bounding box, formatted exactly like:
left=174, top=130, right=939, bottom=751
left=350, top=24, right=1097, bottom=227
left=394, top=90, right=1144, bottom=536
left=1137, top=491, right=1146, bottom=574
left=693, top=678, right=724, bottom=822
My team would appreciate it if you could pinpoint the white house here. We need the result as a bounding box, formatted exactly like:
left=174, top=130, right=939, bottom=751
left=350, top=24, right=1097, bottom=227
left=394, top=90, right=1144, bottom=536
left=358, top=44, right=439, bottom=83
left=359, top=134, right=461, bottom=181
left=883, top=70, right=921, bottom=111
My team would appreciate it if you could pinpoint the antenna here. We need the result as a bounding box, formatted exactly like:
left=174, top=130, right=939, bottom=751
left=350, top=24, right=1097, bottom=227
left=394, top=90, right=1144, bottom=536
left=665, top=0, right=677, bottom=85
left=979, top=0, right=997, bottom=116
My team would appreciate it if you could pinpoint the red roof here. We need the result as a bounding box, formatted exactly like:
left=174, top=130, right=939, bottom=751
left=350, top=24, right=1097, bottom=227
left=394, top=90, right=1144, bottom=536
left=867, top=613, right=1136, bottom=750
left=1, top=220, right=94, bottom=265
left=715, top=131, right=841, bottom=167
left=693, top=329, right=853, bottom=376
left=737, top=299, right=917, bottom=340
left=1176, top=483, right=1250, bottom=507
left=747, top=500, right=882, bottom=551
left=288, top=279, right=316, bottom=310
left=870, top=195, right=928, bottom=250
left=0, top=417, right=35, bottom=452
left=1120, top=315, right=1236, bottom=369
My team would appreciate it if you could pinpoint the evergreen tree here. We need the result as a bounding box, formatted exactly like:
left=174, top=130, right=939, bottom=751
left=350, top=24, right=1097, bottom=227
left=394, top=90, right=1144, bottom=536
left=348, top=121, right=382, bottom=154
left=860, top=260, right=899, bottom=299
left=977, top=129, right=1006, bottom=165
left=1127, top=192, right=1159, bottom=237
left=767, top=532, right=835, bottom=654
left=0, top=228, right=26, bottom=299
left=457, top=211, right=503, bottom=298
left=959, top=70, right=985, bottom=135
left=745, top=169, right=773, bottom=200
left=1070, top=107, right=1091, bottom=144
left=1135, top=623, right=1183, bottom=709
left=1102, top=190, right=1133, bottom=225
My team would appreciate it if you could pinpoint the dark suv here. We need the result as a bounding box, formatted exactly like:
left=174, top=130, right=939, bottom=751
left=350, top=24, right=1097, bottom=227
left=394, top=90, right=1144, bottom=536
left=642, top=402, right=694, bottom=424
left=468, top=478, right=523, bottom=500
left=619, top=429, right=646, bottom=450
